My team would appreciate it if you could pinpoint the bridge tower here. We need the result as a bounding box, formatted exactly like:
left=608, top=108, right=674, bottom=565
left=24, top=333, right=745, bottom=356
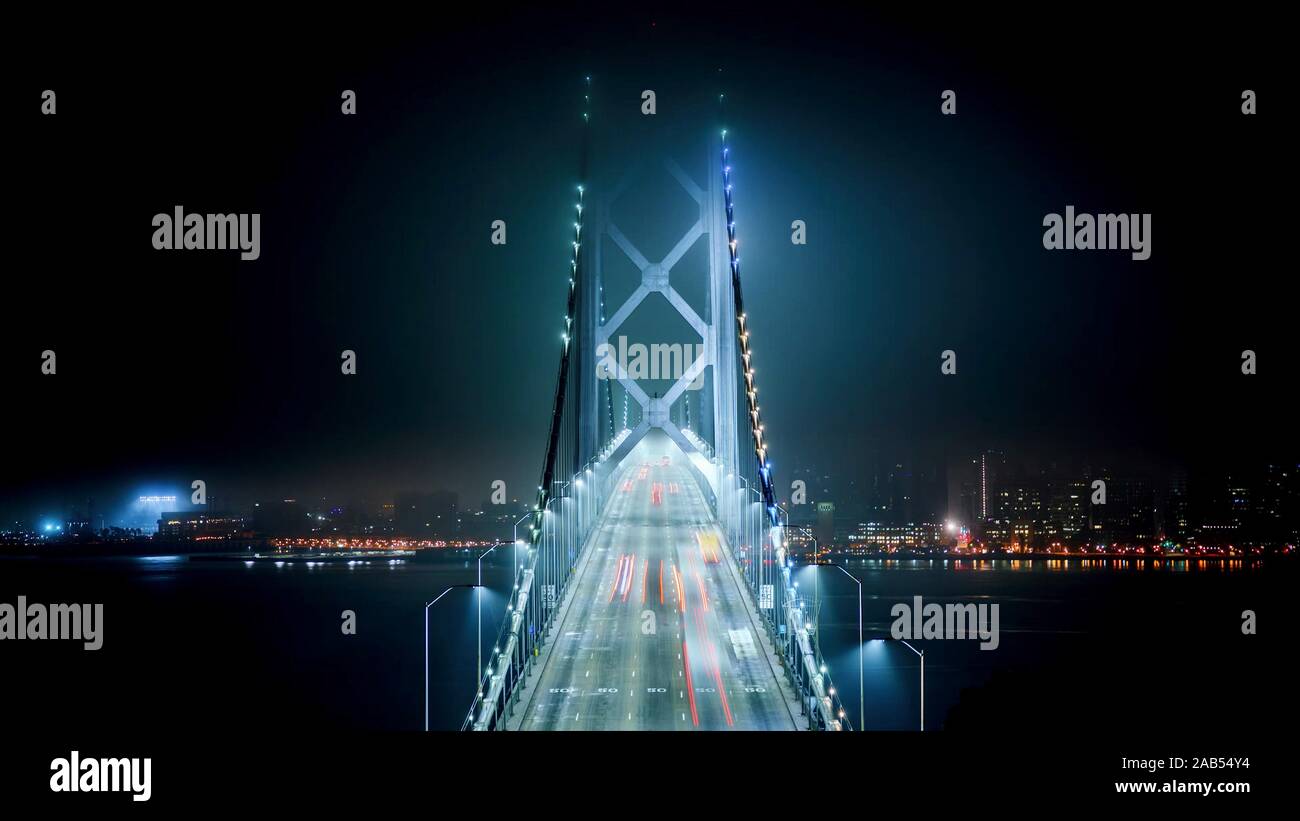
left=577, top=82, right=752, bottom=514
left=466, top=78, right=843, bottom=732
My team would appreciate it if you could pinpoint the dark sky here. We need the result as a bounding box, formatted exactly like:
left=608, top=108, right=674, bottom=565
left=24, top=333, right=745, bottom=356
left=3, top=7, right=1291, bottom=523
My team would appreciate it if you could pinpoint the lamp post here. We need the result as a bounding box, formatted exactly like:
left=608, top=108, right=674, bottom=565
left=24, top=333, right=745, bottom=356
left=477, top=544, right=502, bottom=688
left=511, top=511, right=532, bottom=573
left=824, top=562, right=863, bottom=732
left=898, top=638, right=925, bottom=731
left=425, top=584, right=480, bottom=732
left=738, top=475, right=750, bottom=564
left=745, top=482, right=761, bottom=587
left=748, top=484, right=774, bottom=605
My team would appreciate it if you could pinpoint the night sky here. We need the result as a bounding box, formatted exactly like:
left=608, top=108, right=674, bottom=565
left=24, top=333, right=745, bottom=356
left=3, top=7, right=1290, bottom=523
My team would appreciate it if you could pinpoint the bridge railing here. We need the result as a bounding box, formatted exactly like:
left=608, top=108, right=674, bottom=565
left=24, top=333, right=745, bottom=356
left=462, top=436, right=625, bottom=730
left=714, top=473, right=851, bottom=730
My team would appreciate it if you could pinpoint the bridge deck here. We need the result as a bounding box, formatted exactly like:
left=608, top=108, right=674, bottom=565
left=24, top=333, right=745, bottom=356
left=516, top=432, right=799, bottom=730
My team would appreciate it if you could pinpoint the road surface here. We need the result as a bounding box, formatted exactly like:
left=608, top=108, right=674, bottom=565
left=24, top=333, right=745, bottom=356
left=517, top=431, right=798, bottom=730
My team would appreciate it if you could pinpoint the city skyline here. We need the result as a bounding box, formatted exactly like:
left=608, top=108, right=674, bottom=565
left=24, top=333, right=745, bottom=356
left=12, top=449, right=1296, bottom=553
left=5, top=12, right=1291, bottom=529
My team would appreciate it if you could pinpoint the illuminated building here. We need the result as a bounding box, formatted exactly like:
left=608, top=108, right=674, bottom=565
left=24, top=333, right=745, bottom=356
left=847, top=521, right=942, bottom=552
left=156, top=512, right=248, bottom=540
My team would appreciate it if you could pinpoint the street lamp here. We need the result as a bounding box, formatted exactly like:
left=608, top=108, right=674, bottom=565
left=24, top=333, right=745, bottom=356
left=824, top=562, right=863, bottom=732
left=477, top=543, right=502, bottom=688
left=737, top=475, right=750, bottom=558
left=748, top=484, right=768, bottom=592
left=425, top=584, right=480, bottom=732
left=511, top=510, right=532, bottom=573
left=898, top=638, right=925, bottom=731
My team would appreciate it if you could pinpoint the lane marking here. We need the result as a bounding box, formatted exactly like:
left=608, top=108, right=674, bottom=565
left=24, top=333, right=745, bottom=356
left=682, top=642, right=699, bottom=726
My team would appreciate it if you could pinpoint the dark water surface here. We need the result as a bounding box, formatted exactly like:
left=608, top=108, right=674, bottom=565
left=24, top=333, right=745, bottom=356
left=810, top=557, right=1285, bottom=733
left=0, top=553, right=1287, bottom=736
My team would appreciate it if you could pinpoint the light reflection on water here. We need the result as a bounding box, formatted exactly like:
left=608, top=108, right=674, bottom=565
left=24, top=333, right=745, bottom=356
left=837, top=557, right=1259, bottom=573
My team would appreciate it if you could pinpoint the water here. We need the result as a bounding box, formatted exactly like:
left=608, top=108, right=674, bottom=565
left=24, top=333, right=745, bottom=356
left=1, top=551, right=516, bottom=735
left=806, top=557, right=1285, bottom=733
left=1, top=553, right=1285, bottom=735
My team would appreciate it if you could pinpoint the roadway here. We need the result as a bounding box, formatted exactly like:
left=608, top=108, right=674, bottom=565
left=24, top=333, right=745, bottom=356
left=517, top=430, right=798, bottom=730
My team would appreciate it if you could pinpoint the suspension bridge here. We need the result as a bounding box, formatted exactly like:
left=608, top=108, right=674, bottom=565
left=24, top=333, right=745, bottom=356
left=462, top=80, right=849, bottom=731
